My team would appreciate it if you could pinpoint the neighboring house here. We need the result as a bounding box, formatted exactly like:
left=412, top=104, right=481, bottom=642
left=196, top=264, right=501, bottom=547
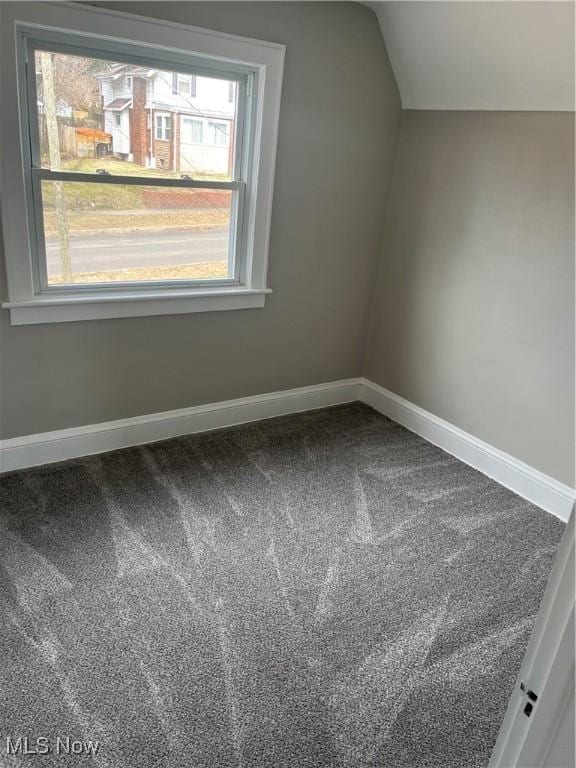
left=37, top=97, right=75, bottom=118
left=97, top=64, right=236, bottom=176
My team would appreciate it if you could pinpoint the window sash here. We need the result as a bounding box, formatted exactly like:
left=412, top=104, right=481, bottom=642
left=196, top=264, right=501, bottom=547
left=33, top=169, right=244, bottom=189
left=177, top=76, right=190, bottom=95
left=20, top=32, right=252, bottom=294
left=31, top=169, right=246, bottom=292
left=178, top=74, right=197, bottom=98
left=23, top=34, right=249, bottom=183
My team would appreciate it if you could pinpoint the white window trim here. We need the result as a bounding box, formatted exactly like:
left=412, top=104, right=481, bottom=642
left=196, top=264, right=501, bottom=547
left=0, top=2, right=285, bottom=325
left=155, top=112, right=171, bottom=141
left=177, top=73, right=195, bottom=97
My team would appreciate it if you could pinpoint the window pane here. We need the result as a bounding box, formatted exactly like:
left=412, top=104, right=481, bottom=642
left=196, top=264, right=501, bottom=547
left=178, top=77, right=190, bottom=96
left=41, top=181, right=233, bottom=285
left=208, top=121, right=228, bottom=146
left=182, top=118, right=203, bottom=144
left=34, top=50, right=240, bottom=180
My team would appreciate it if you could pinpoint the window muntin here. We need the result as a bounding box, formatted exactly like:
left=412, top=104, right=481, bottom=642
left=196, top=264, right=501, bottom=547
left=26, top=41, right=249, bottom=291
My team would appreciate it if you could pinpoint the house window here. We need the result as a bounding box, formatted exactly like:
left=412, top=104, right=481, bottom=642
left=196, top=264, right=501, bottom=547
left=228, top=80, right=235, bottom=102
left=155, top=113, right=171, bottom=141
left=177, top=74, right=196, bottom=98
left=182, top=117, right=203, bottom=144
left=208, top=121, right=228, bottom=146
left=1, top=3, right=284, bottom=324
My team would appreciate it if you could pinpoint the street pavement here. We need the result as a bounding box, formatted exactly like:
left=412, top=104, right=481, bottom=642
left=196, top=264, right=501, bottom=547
left=46, top=228, right=229, bottom=277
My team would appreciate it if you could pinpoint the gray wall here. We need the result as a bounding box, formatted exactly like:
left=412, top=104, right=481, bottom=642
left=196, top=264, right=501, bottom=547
left=544, top=687, right=575, bottom=768
left=363, top=111, right=575, bottom=486
left=0, top=2, right=401, bottom=439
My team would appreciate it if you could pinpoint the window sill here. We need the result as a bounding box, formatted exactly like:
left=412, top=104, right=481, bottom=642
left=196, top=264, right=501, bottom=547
left=2, top=287, right=272, bottom=325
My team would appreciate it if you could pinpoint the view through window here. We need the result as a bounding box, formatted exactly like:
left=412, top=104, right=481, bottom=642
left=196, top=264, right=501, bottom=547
left=34, top=49, right=242, bottom=286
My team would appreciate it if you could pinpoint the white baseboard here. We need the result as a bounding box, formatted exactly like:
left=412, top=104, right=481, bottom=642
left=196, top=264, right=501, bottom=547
left=360, top=378, right=575, bottom=523
left=0, top=378, right=362, bottom=474
left=1, top=375, right=573, bottom=523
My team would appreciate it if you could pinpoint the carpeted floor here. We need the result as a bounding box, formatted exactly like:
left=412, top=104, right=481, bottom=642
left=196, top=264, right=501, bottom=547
left=0, top=403, right=564, bottom=768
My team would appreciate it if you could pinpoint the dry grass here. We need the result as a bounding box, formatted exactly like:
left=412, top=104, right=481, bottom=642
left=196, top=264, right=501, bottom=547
left=61, top=157, right=230, bottom=182
left=44, top=209, right=229, bottom=235
left=49, top=260, right=229, bottom=285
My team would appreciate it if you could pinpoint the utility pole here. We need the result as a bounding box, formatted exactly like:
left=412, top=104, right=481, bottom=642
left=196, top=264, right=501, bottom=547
left=39, top=51, right=71, bottom=283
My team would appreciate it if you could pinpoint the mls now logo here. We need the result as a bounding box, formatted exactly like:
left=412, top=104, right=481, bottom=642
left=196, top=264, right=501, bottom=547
left=6, top=736, right=100, bottom=756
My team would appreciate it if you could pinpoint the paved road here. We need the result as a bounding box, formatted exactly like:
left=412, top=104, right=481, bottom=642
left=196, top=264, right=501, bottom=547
left=46, top=228, right=228, bottom=277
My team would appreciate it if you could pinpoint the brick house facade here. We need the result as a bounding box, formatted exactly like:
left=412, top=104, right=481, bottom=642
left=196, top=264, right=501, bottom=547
left=130, top=76, right=148, bottom=166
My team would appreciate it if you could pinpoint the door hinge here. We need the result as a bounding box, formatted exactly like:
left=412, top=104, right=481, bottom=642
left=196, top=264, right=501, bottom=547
left=520, top=681, right=539, bottom=716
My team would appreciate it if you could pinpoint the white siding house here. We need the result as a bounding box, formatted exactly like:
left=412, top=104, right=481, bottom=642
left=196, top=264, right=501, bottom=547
left=98, top=65, right=236, bottom=175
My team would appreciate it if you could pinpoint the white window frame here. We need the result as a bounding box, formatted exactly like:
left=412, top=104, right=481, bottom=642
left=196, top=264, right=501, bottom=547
left=0, top=2, right=285, bottom=325
left=155, top=112, right=171, bottom=141
left=177, top=73, right=195, bottom=98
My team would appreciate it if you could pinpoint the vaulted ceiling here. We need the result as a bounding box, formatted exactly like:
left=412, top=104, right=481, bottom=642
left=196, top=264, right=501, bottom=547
left=366, top=1, right=575, bottom=111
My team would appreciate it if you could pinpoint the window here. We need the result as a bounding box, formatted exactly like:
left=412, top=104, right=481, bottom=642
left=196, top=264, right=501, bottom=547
left=155, top=113, right=171, bottom=141
left=228, top=80, right=235, bottom=103
left=208, top=121, right=228, bottom=146
left=177, top=74, right=196, bottom=98
left=182, top=117, right=203, bottom=144
left=0, top=2, right=284, bottom=324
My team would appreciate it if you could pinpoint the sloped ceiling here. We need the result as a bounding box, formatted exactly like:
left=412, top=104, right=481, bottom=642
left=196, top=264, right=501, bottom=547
left=366, top=1, right=575, bottom=111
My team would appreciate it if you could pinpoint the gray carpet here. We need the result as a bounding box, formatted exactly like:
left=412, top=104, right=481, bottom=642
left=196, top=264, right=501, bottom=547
left=0, top=403, right=564, bottom=768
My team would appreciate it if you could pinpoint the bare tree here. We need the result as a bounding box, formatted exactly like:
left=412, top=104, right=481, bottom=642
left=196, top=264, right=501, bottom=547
left=52, top=54, right=105, bottom=119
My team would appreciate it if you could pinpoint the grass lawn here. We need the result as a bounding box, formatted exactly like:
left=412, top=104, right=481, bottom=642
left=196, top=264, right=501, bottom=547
left=44, top=209, right=229, bottom=235
left=61, top=157, right=228, bottom=182
left=62, top=157, right=180, bottom=178
left=49, top=260, right=229, bottom=284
